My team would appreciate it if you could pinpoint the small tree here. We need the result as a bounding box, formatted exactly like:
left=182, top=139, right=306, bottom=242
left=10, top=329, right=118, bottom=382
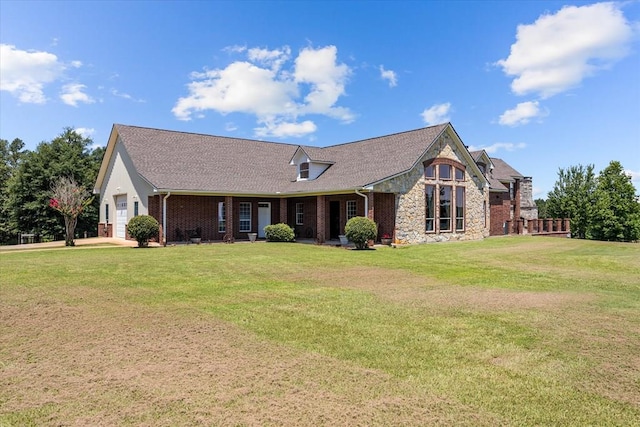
left=546, top=164, right=596, bottom=239
left=590, top=161, right=640, bottom=242
left=344, top=216, right=377, bottom=250
left=49, top=176, right=93, bottom=246
left=127, top=215, right=159, bottom=247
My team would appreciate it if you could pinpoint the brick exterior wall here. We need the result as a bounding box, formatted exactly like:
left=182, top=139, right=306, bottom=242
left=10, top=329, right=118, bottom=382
left=97, top=223, right=113, bottom=238
left=489, top=191, right=511, bottom=235
left=288, top=196, right=318, bottom=239
left=316, top=195, right=326, bottom=243
left=373, top=193, right=395, bottom=241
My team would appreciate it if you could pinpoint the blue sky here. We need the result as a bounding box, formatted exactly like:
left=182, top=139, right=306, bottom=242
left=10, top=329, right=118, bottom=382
left=1, top=0, right=639, bottom=196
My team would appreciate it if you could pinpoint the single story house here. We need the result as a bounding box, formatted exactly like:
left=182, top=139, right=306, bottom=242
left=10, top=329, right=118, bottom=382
left=94, top=122, right=535, bottom=244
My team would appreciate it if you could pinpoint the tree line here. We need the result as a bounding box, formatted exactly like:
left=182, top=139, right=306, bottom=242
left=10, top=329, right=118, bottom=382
left=0, top=128, right=105, bottom=245
left=535, top=161, right=640, bottom=242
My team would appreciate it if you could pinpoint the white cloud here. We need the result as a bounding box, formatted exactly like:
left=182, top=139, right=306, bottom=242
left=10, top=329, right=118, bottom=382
left=499, top=101, right=547, bottom=126
left=379, top=65, right=397, bottom=87
left=0, top=44, right=64, bottom=103
left=254, top=120, right=317, bottom=138
left=496, top=2, right=634, bottom=98
left=421, top=102, right=451, bottom=125
left=74, top=127, right=95, bottom=138
left=247, top=46, right=291, bottom=71
left=625, top=170, right=640, bottom=183
left=467, top=142, right=527, bottom=154
left=60, top=83, right=94, bottom=107
left=111, top=89, right=146, bottom=103
left=294, top=46, right=354, bottom=122
left=173, top=45, right=354, bottom=138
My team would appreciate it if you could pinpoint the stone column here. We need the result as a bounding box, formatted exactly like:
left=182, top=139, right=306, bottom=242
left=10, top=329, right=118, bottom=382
left=367, top=192, right=375, bottom=220
left=564, top=218, right=571, bottom=233
left=555, top=219, right=562, bottom=232
left=316, top=195, right=325, bottom=243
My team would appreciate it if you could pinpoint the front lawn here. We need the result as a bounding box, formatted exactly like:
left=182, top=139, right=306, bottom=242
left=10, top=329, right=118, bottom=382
left=1, top=237, right=638, bottom=425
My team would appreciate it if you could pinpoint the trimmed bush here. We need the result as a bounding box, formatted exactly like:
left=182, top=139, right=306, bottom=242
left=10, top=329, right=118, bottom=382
left=264, top=223, right=295, bottom=242
left=344, top=216, right=377, bottom=250
left=127, top=215, right=159, bottom=247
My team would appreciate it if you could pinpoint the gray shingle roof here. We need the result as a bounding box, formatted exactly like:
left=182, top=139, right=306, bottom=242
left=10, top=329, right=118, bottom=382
left=111, top=122, right=452, bottom=195
left=490, top=157, right=524, bottom=181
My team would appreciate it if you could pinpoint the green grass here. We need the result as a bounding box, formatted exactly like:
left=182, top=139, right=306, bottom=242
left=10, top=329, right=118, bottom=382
left=2, top=237, right=639, bottom=425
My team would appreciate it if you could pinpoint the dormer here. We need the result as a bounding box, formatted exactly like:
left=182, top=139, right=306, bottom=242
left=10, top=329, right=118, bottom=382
left=470, top=149, right=494, bottom=176
left=289, top=146, right=334, bottom=181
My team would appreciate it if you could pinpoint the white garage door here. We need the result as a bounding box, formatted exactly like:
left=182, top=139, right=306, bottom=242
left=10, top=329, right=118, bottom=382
left=116, top=196, right=127, bottom=238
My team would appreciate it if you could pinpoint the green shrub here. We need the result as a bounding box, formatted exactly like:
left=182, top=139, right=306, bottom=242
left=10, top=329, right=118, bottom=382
left=127, top=215, right=159, bottom=247
left=264, top=223, right=295, bottom=242
left=344, top=216, right=377, bottom=250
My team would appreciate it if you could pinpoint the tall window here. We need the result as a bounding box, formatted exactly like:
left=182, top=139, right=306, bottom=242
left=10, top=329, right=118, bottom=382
left=426, top=185, right=435, bottom=232
left=300, top=162, right=309, bottom=179
left=424, top=159, right=466, bottom=234
left=439, top=186, right=452, bottom=231
left=483, top=201, right=487, bottom=227
left=456, top=187, right=465, bottom=231
left=105, top=204, right=109, bottom=223
left=296, top=203, right=304, bottom=225
left=239, top=202, right=251, bottom=232
left=134, top=201, right=139, bottom=216
left=346, top=200, right=357, bottom=220
left=218, top=202, right=226, bottom=233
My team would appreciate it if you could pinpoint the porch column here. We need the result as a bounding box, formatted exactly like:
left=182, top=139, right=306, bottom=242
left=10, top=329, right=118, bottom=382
left=555, top=219, right=562, bottom=232
left=316, top=195, right=326, bottom=243
left=527, top=219, right=534, bottom=234
left=280, top=198, right=288, bottom=224
left=367, top=192, right=375, bottom=220
left=225, top=196, right=234, bottom=238
left=564, top=218, right=571, bottom=233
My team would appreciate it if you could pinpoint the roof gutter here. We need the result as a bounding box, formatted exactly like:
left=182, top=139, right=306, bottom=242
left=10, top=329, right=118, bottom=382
left=162, top=192, right=171, bottom=246
left=355, top=189, right=368, bottom=218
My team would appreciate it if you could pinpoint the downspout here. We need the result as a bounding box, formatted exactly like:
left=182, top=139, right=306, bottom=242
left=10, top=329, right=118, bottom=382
left=355, top=189, right=368, bottom=218
left=162, top=192, right=171, bottom=246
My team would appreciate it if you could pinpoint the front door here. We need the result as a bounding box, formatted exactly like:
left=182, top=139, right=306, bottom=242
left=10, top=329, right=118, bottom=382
left=329, top=201, right=340, bottom=239
left=257, top=202, right=271, bottom=238
left=116, top=195, right=127, bottom=239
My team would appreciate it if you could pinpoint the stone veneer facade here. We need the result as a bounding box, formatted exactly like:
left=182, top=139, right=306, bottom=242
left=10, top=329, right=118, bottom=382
left=374, top=131, right=489, bottom=244
left=519, top=176, right=538, bottom=221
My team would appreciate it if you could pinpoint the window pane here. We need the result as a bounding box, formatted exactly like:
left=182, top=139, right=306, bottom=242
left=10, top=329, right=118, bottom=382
left=239, top=202, right=251, bottom=232
left=218, top=202, right=226, bottom=233
left=425, top=185, right=435, bottom=232
left=425, top=164, right=435, bottom=178
left=439, top=164, right=451, bottom=180
left=456, top=187, right=464, bottom=231
left=455, top=167, right=464, bottom=181
left=439, top=185, right=451, bottom=231
left=347, top=200, right=357, bottom=220
left=134, top=201, right=139, bottom=216
left=296, top=203, right=304, bottom=225
left=300, top=162, right=309, bottom=179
